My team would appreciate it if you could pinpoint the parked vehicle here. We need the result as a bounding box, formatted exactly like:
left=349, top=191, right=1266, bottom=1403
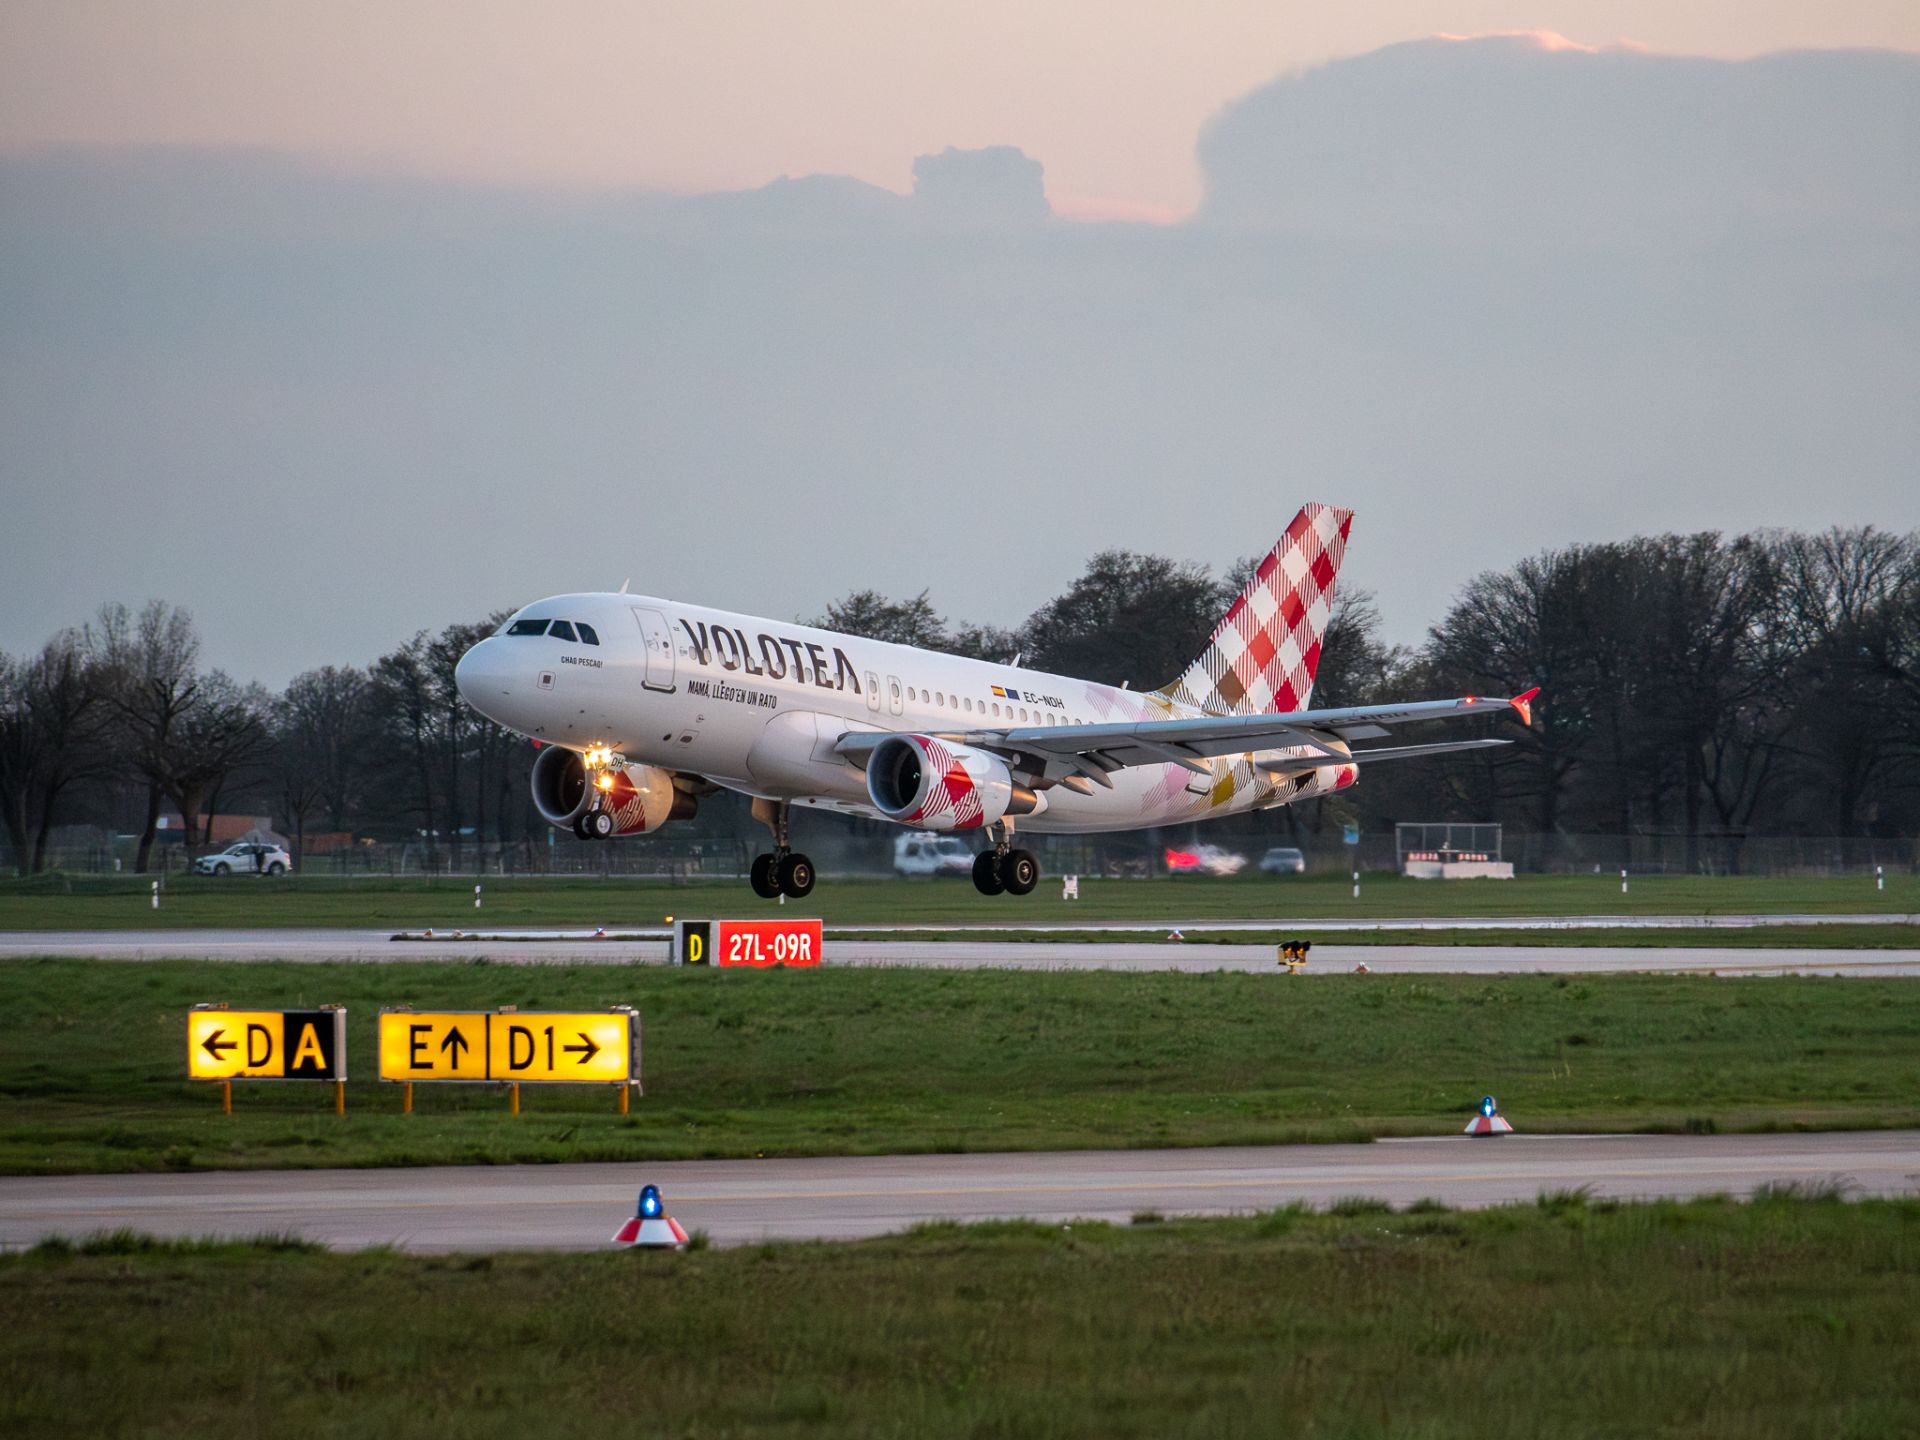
left=1259, top=846, right=1307, bottom=875
left=192, top=842, right=292, bottom=876
left=1164, top=844, right=1248, bottom=877
left=893, top=832, right=975, bottom=877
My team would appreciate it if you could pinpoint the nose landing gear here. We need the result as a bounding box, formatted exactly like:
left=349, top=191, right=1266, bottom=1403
left=572, top=748, right=622, bottom=840
left=972, top=822, right=1039, bottom=897
left=749, top=798, right=815, bottom=900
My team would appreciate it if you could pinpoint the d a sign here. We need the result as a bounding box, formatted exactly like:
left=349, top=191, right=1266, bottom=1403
left=188, top=1008, right=345, bottom=1081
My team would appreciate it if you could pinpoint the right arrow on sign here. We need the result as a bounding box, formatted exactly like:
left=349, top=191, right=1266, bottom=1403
left=563, top=1033, right=601, bottom=1064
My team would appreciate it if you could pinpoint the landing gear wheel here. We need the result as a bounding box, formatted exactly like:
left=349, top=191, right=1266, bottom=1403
left=589, top=809, right=616, bottom=839
left=750, top=853, right=781, bottom=899
left=972, top=851, right=1005, bottom=896
left=572, top=815, right=592, bottom=840
left=778, top=852, right=815, bottom=899
left=1002, top=848, right=1040, bottom=896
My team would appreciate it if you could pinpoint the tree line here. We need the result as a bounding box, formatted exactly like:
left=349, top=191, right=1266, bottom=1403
left=4, top=526, right=1918, bottom=876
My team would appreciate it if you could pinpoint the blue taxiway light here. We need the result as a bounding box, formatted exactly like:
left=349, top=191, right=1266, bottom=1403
left=1480, top=1095, right=1497, bottom=1117
left=640, top=1184, right=663, bottom=1218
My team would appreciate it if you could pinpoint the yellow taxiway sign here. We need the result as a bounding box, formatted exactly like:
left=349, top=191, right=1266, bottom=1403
left=377, top=1010, right=637, bottom=1084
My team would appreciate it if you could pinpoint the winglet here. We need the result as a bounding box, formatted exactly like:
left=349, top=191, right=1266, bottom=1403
left=1509, top=687, right=1540, bottom=727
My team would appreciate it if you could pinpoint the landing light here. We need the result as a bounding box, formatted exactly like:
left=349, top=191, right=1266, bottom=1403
left=596, top=773, right=614, bottom=791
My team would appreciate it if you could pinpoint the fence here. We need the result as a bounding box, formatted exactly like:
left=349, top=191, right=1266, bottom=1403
left=7, top=829, right=1916, bottom=881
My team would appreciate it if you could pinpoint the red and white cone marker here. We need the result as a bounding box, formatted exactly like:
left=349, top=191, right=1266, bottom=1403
left=1464, top=1095, right=1514, bottom=1136
left=1168, top=929, right=1185, bottom=943
left=613, top=1184, right=689, bottom=1248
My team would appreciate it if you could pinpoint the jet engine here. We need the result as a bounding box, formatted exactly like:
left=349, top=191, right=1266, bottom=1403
left=1261, top=760, right=1359, bottom=805
left=865, top=734, right=1046, bottom=831
left=530, top=745, right=696, bottom=836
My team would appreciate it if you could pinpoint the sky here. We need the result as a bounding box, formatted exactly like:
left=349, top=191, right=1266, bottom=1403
left=2, top=4, right=1918, bottom=685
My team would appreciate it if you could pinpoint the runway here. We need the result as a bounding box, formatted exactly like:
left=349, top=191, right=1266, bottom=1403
left=3, top=927, right=1918, bottom=975
left=2, top=1130, right=1913, bottom=1252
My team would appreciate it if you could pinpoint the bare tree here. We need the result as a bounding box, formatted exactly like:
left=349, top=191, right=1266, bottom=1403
left=371, top=633, right=439, bottom=865
left=1770, top=527, right=1918, bottom=834
left=276, top=666, right=374, bottom=843
left=93, top=601, right=201, bottom=872
left=1021, top=550, right=1222, bottom=689
left=21, top=633, right=112, bottom=873
left=813, top=590, right=949, bottom=648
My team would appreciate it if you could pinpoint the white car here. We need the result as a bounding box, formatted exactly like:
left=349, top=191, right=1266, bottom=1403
left=1259, top=846, right=1307, bottom=875
left=894, top=832, right=975, bottom=877
left=193, top=842, right=292, bottom=876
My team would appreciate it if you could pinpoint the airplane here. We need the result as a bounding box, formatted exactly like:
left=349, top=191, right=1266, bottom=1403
left=453, top=503, right=1536, bottom=899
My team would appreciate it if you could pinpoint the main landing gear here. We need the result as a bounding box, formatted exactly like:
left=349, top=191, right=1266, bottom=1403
left=749, top=798, right=815, bottom=900
left=973, top=822, right=1039, bottom=897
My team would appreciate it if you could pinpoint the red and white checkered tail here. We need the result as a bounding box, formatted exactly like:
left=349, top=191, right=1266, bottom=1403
left=1158, top=503, right=1354, bottom=715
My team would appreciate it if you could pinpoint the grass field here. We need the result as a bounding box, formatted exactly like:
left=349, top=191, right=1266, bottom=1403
left=3, top=1194, right=1915, bottom=1438
left=0, top=870, right=1915, bottom=930
left=836, top=923, right=1920, bottom=949
left=3, top=959, right=1915, bottom=1175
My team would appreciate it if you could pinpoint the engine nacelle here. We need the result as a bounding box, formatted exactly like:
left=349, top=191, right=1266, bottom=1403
left=530, top=745, right=695, bottom=835
left=1262, top=760, right=1359, bottom=806
left=865, top=734, right=1046, bottom=831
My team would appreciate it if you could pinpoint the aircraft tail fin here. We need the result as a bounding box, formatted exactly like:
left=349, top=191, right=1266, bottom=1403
left=1157, top=502, right=1354, bottom=716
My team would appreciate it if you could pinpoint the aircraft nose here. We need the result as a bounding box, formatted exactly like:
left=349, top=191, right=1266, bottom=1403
left=454, top=637, right=509, bottom=712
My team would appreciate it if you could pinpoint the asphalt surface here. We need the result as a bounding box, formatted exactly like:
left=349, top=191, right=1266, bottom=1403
left=3, top=926, right=1918, bottom=974
left=2, top=1130, right=1913, bottom=1252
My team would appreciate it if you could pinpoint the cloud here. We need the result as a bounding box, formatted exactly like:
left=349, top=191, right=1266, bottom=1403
left=910, top=145, right=1050, bottom=227
left=1, top=41, right=1916, bottom=686
left=1196, top=36, right=1920, bottom=248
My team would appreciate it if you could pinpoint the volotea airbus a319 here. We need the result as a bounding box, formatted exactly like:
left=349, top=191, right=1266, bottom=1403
left=454, top=504, right=1537, bottom=899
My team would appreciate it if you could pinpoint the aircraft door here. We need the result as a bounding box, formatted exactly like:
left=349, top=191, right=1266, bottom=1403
left=865, top=671, right=881, bottom=713
left=887, top=675, right=903, bottom=717
left=630, top=608, right=677, bottom=693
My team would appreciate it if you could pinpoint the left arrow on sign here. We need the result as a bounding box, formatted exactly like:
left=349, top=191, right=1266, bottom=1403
left=201, top=1029, right=236, bottom=1060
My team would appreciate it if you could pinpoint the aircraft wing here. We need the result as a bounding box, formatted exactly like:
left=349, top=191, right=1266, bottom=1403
left=834, top=688, right=1537, bottom=790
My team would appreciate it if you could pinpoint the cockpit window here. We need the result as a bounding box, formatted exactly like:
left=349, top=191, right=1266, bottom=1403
left=576, top=622, right=600, bottom=646
left=506, top=618, right=550, bottom=637
left=548, top=620, right=578, bottom=642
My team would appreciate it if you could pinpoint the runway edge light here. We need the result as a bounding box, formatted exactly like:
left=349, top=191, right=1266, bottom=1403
left=1464, top=1094, right=1515, bottom=1137
left=613, top=1183, right=689, bottom=1249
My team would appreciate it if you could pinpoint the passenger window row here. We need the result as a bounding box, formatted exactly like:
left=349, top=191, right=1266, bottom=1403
left=504, top=618, right=601, bottom=645
left=901, top=684, right=1070, bottom=726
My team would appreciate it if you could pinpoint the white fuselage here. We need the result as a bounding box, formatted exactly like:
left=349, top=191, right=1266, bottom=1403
left=454, top=591, right=1349, bottom=834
